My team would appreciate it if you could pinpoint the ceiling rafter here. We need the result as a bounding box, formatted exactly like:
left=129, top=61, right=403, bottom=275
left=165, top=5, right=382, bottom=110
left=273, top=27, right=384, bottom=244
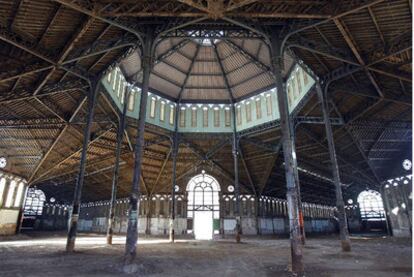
left=31, top=127, right=115, bottom=184
left=28, top=96, right=87, bottom=183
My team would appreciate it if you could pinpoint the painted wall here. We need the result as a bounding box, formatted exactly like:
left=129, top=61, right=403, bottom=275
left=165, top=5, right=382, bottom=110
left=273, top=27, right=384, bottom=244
left=0, top=209, right=19, bottom=235
left=100, top=63, right=315, bottom=133
left=0, top=171, right=27, bottom=235
left=34, top=194, right=336, bottom=236
left=382, top=175, right=412, bottom=237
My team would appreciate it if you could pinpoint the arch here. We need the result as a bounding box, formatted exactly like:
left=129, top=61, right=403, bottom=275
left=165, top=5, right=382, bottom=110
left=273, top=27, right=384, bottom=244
left=23, top=188, right=46, bottom=216
left=357, top=190, right=385, bottom=220
left=186, top=171, right=220, bottom=240
left=186, top=173, right=221, bottom=192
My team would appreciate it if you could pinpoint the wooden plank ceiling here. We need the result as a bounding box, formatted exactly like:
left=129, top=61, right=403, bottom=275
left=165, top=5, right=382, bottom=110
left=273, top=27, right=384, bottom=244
left=0, top=0, right=411, bottom=204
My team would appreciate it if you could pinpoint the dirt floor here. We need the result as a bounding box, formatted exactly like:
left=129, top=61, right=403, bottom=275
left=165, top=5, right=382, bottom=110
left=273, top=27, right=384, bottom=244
left=0, top=232, right=411, bottom=276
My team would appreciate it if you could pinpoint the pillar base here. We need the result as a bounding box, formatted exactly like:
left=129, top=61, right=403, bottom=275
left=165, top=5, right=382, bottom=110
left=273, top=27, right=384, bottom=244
left=106, top=235, right=113, bottom=245
left=169, top=230, right=175, bottom=243
left=341, top=239, right=351, bottom=252
left=66, top=239, right=75, bottom=252
left=236, top=232, right=241, bottom=243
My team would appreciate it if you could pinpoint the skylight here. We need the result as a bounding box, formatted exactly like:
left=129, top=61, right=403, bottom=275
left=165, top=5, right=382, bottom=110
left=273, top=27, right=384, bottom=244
left=187, top=30, right=224, bottom=46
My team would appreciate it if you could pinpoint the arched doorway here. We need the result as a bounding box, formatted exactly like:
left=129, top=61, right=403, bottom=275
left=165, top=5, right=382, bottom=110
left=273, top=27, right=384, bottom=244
left=186, top=171, right=220, bottom=240
left=357, top=190, right=386, bottom=233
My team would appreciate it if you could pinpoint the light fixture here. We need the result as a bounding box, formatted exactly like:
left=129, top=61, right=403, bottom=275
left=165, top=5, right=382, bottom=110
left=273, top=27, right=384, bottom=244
left=0, top=157, right=6, bottom=169
left=50, top=197, right=56, bottom=203
left=402, top=159, right=412, bottom=171
left=227, top=185, right=234, bottom=192
left=174, top=185, right=179, bottom=192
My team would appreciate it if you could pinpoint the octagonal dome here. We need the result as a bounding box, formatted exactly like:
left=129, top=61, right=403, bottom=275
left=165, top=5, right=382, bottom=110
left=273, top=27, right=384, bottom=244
left=120, top=37, right=294, bottom=102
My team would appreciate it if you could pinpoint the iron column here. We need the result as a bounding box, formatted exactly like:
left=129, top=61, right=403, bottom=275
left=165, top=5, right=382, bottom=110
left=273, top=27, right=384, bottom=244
left=170, top=133, right=178, bottom=242
left=107, top=86, right=129, bottom=245
left=316, top=82, right=351, bottom=251
left=124, top=30, right=153, bottom=266
left=66, top=79, right=100, bottom=252
left=269, top=31, right=304, bottom=275
left=170, top=89, right=181, bottom=243
left=291, top=123, right=306, bottom=244
left=232, top=131, right=242, bottom=243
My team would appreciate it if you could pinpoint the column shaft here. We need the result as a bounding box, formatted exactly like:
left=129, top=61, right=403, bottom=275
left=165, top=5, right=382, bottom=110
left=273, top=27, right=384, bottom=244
left=124, top=34, right=152, bottom=265
left=316, top=82, right=351, bottom=251
left=66, top=80, right=99, bottom=252
left=107, top=87, right=129, bottom=245
left=270, top=32, right=304, bottom=275
left=170, top=134, right=178, bottom=242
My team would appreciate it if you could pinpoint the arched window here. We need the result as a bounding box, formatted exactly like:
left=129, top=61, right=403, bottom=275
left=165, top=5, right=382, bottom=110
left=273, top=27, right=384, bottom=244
left=357, top=190, right=386, bottom=220
left=5, top=180, right=17, bottom=208
left=187, top=171, right=221, bottom=239
left=23, top=188, right=46, bottom=216
left=187, top=172, right=220, bottom=219
left=0, top=177, right=6, bottom=207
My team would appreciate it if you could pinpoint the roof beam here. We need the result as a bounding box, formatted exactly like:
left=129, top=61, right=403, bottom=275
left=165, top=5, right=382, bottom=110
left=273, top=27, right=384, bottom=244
left=27, top=96, right=87, bottom=183
left=368, top=6, right=385, bottom=44
left=333, top=18, right=384, bottom=98
left=223, top=39, right=273, bottom=77
left=0, top=25, right=91, bottom=81
left=132, top=39, right=191, bottom=80
left=7, top=0, right=23, bottom=30
left=225, top=0, right=258, bottom=12
left=329, top=100, right=382, bottom=184
left=177, top=0, right=210, bottom=13
left=181, top=139, right=252, bottom=193
left=299, top=126, right=377, bottom=185
left=32, top=127, right=114, bottom=183
left=149, top=148, right=172, bottom=196
left=33, top=16, right=95, bottom=96
left=286, top=0, right=386, bottom=37
left=239, top=145, right=257, bottom=196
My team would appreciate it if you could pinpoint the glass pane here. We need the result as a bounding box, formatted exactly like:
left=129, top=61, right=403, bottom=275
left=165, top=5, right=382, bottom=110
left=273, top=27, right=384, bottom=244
left=13, top=182, right=25, bottom=207
left=5, top=180, right=16, bottom=208
left=160, top=102, right=165, bottom=121
left=0, top=178, right=5, bottom=206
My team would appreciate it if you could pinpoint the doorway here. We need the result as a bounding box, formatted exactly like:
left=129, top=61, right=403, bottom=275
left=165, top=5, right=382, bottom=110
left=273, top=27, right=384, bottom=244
left=187, top=171, right=220, bottom=240
left=194, top=211, right=213, bottom=240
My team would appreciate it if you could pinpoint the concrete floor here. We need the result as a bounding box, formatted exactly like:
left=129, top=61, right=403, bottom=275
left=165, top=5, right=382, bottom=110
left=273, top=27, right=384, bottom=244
left=0, top=232, right=411, bottom=276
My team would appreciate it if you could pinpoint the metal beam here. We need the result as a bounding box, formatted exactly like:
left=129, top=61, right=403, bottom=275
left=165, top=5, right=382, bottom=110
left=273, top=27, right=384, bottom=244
left=333, top=18, right=384, bottom=98
left=239, top=145, right=257, bottom=196
left=32, top=126, right=114, bottom=184
left=27, top=97, right=87, bottom=183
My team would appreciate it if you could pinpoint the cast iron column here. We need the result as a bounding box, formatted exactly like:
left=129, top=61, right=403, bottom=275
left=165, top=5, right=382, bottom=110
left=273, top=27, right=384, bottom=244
left=379, top=185, right=392, bottom=236
left=233, top=133, right=242, bottom=242
left=291, top=124, right=306, bottom=244
left=315, top=82, right=351, bottom=251
left=169, top=132, right=178, bottom=242
left=107, top=86, right=129, bottom=245
left=270, top=31, right=304, bottom=275
left=124, top=31, right=153, bottom=267
left=66, top=79, right=99, bottom=252
left=230, top=104, right=242, bottom=243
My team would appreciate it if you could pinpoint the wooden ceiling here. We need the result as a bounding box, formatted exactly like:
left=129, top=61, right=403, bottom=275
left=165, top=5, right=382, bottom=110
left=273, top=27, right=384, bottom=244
left=0, top=0, right=411, bottom=205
